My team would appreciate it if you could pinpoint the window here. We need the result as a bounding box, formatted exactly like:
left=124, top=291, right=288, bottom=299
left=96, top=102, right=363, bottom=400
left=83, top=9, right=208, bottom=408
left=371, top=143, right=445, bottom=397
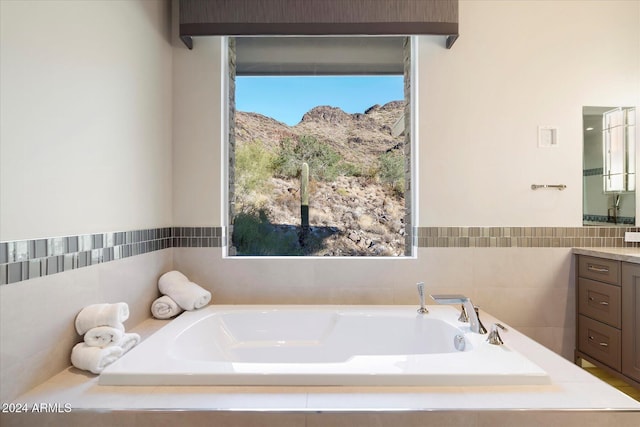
left=603, top=107, right=636, bottom=193
left=225, top=37, right=415, bottom=257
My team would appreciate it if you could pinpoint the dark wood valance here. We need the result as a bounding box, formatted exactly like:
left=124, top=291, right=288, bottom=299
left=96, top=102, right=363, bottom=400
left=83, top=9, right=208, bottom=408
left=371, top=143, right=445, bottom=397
left=179, top=0, right=459, bottom=49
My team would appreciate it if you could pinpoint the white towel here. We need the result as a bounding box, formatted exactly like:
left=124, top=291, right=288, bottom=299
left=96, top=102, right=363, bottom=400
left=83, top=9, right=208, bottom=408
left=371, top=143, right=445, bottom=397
left=151, top=295, right=184, bottom=319
left=158, top=271, right=211, bottom=311
left=84, top=326, right=124, bottom=347
left=113, top=332, right=140, bottom=354
left=75, top=302, right=129, bottom=335
left=158, top=270, right=189, bottom=289
left=70, top=342, right=123, bottom=374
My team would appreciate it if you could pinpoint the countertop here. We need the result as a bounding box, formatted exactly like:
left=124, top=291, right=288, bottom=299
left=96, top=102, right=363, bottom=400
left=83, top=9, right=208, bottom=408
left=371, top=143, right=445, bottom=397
left=573, top=247, right=640, bottom=263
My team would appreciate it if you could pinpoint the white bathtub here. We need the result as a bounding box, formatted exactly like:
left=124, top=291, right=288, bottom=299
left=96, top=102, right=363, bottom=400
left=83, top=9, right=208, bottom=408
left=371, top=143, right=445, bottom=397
left=99, top=305, right=550, bottom=386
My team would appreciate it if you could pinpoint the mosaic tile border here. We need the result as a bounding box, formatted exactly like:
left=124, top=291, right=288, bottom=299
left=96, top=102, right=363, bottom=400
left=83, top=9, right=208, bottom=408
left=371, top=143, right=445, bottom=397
left=0, top=227, right=223, bottom=285
left=172, top=226, right=224, bottom=248
left=2, top=226, right=639, bottom=284
left=415, top=226, right=640, bottom=248
left=583, top=167, right=604, bottom=177
left=583, top=214, right=635, bottom=225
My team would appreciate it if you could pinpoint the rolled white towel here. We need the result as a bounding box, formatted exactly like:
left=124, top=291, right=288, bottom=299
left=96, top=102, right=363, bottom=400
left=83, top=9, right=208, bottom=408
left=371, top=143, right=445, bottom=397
left=113, top=332, right=141, bottom=354
left=158, top=270, right=189, bottom=289
left=75, top=302, right=129, bottom=335
left=161, top=281, right=211, bottom=311
left=158, top=271, right=211, bottom=311
left=71, top=342, right=123, bottom=374
left=151, top=295, right=184, bottom=319
left=84, top=326, right=124, bottom=347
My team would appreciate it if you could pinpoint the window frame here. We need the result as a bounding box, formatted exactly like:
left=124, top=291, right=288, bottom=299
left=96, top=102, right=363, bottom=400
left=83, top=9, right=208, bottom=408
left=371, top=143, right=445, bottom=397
left=221, top=36, right=419, bottom=258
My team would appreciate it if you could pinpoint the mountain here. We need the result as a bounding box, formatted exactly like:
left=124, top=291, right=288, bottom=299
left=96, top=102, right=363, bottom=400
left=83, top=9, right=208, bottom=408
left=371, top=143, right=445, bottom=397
left=232, top=101, right=407, bottom=256
left=235, top=101, right=404, bottom=165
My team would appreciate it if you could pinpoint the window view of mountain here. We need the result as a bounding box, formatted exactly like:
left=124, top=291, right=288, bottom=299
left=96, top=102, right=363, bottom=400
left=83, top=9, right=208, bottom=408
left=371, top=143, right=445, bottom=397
left=232, top=101, right=406, bottom=256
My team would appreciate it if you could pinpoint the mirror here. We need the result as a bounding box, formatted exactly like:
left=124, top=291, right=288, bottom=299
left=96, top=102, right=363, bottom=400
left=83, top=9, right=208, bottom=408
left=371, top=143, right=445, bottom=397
left=583, top=106, right=636, bottom=226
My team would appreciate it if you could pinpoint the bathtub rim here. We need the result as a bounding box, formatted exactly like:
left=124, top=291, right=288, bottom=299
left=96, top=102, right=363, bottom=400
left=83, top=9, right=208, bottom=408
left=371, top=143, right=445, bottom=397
left=99, top=304, right=551, bottom=387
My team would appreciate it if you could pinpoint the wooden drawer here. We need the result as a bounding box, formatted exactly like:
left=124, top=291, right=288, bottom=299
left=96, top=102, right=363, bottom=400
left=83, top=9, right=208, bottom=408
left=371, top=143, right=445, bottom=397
left=578, top=277, right=621, bottom=328
left=578, top=315, right=621, bottom=371
left=578, top=256, right=620, bottom=285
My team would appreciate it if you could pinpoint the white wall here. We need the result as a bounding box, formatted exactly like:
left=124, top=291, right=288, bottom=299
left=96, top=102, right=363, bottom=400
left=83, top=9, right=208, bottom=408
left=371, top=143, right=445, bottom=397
left=0, top=0, right=174, bottom=402
left=419, top=0, right=639, bottom=226
left=171, top=0, right=640, bottom=229
left=0, top=0, right=174, bottom=241
left=172, top=34, right=223, bottom=226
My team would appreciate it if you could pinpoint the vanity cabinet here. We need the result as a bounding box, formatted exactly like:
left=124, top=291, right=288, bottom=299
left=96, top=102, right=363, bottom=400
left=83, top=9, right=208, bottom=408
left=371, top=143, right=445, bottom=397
left=575, top=254, right=640, bottom=388
left=621, top=263, right=640, bottom=382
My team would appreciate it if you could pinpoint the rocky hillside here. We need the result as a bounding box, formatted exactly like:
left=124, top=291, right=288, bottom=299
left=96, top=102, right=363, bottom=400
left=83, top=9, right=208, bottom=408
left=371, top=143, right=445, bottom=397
left=236, top=101, right=404, bottom=165
left=233, top=101, right=407, bottom=256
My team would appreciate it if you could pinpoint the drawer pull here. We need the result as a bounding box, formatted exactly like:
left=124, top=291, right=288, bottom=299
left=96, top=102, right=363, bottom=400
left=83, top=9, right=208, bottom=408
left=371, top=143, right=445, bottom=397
left=588, top=336, right=609, bottom=347
left=587, top=265, right=609, bottom=273
left=588, top=297, right=609, bottom=306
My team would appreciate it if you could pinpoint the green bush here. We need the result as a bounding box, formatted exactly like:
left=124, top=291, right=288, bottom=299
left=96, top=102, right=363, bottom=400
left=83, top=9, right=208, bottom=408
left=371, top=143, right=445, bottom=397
left=340, top=162, right=364, bottom=177
left=378, top=151, right=405, bottom=196
left=235, top=140, right=275, bottom=195
left=273, top=135, right=342, bottom=181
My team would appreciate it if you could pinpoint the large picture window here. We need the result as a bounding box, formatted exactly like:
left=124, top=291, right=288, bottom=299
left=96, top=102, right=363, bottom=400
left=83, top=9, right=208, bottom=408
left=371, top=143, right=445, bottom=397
left=226, top=37, right=415, bottom=257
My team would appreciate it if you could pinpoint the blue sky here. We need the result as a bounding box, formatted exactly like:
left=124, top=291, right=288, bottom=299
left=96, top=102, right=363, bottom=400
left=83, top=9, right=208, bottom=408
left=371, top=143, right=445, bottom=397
left=236, top=76, right=403, bottom=126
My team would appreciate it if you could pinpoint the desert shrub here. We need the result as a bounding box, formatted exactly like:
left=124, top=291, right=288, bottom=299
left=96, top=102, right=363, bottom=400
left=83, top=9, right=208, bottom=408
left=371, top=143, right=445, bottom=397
left=232, top=209, right=303, bottom=256
left=271, top=138, right=298, bottom=178
left=340, top=162, right=363, bottom=177
left=235, top=140, right=275, bottom=195
left=378, top=151, right=405, bottom=196
left=273, top=135, right=342, bottom=181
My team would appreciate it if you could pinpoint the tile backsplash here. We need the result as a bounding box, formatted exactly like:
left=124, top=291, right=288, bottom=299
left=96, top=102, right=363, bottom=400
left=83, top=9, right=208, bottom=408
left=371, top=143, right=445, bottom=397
left=0, top=227, right=223, bottom=285
left=416, top=226, right=640, bottom=248
left=2, top=225, right=637, bottom=285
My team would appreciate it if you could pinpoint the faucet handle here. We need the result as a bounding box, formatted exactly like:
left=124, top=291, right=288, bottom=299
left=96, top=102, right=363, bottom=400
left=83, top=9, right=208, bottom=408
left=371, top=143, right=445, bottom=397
left=487, top=323, right=505, bottom=345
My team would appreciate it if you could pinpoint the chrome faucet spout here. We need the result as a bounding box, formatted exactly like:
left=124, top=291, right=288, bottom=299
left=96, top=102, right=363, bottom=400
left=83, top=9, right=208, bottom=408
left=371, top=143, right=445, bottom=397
left=416, top=282, right=429, bottom=314
left=430, top=294, right=486, bottom=334
left=474, top=306, right=488, bottom=334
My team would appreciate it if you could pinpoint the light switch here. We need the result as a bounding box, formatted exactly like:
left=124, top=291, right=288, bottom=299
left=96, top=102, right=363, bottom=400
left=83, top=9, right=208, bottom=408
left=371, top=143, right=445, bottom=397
left=538, top=126, right=558, bottom=148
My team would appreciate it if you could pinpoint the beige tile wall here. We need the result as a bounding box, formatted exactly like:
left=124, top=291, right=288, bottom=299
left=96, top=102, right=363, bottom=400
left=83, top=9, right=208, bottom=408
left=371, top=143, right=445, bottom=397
left=174, top=246, right=575, bottom=361
left=0, top=250, right=172, bottom=403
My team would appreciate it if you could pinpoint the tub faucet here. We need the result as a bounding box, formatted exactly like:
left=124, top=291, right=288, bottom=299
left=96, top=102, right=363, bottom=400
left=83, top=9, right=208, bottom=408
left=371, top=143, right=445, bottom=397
left=430, top=294, right=487, bottom=334
left=416, top=282, right=429, bottom=314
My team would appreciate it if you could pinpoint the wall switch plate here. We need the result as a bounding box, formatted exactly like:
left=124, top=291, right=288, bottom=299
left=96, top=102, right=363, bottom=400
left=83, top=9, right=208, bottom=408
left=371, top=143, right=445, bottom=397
left=624, top=232, right=640, bottom=242
left=538, top=126, right=558, bottom=148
